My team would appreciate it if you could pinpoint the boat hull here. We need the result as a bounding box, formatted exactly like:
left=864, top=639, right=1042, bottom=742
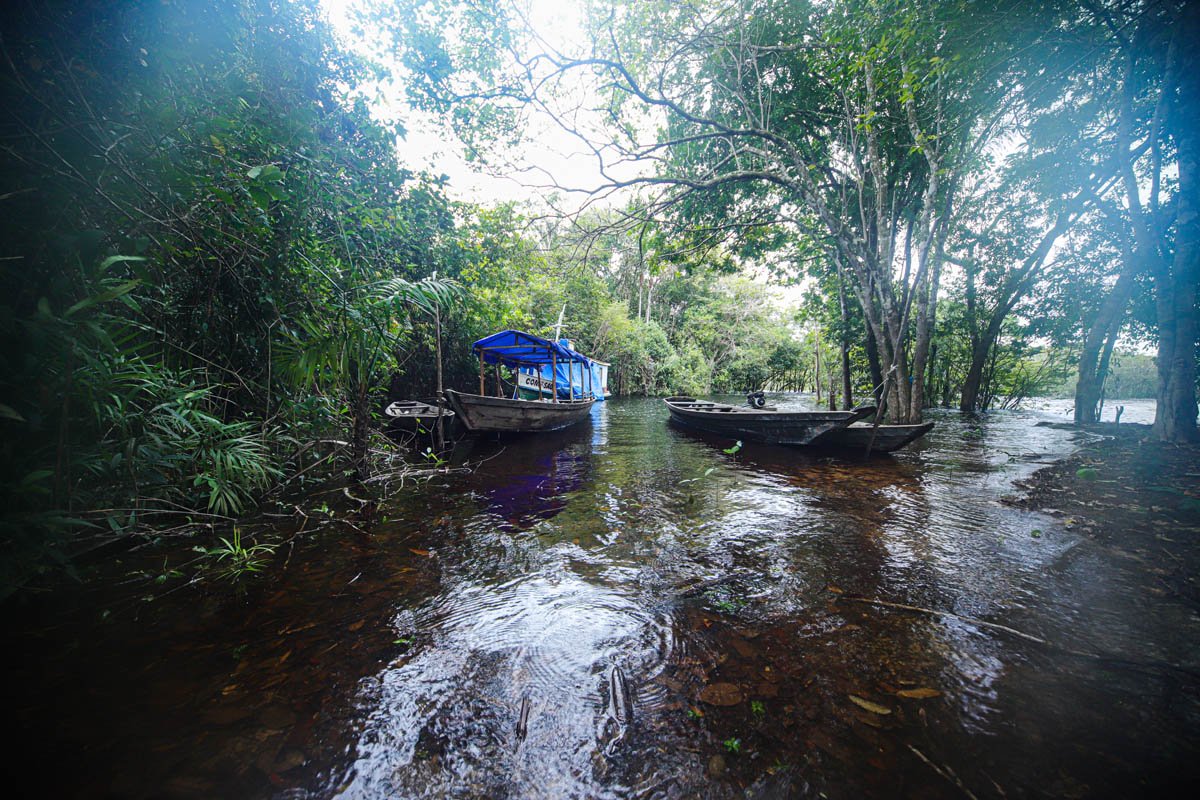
left=444, top=389, right=595, bottom=433
left=664, top=396, right=875, bottom=446
left=816, top=421, right=935, bottom=453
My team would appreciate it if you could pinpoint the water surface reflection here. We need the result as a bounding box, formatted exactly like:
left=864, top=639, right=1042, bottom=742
left=5, top=397, right=1198, bottom=799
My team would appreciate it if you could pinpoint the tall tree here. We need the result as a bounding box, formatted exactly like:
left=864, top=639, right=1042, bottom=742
left=393, top=0, right=1073, bottom=422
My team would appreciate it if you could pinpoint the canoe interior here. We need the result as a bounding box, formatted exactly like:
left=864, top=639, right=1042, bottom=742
left=663, top=396, right=876, bottom=446
left=384, top=400, right=455, bottom=418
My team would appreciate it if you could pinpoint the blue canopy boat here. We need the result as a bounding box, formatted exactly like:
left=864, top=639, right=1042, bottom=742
left=443, top=330, right=600, bottom=433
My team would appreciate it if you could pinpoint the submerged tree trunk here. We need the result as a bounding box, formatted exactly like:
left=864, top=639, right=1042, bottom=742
left=1153, top=195, right=1199, bottom=439
left=1153, top=3, right=1200, bottom=442
left=960, top=338, right=990, bottom=414
left=1075, top=254, right=1138, bottom=425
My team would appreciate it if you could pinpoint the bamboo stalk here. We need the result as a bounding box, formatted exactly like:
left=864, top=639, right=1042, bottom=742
left=434, top=297, right=444, bottom=449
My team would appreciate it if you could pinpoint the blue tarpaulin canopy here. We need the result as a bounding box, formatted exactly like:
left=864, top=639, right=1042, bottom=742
left=472, top=330, right=590, bottom=365
left=471, top=330, right=606, bottom=400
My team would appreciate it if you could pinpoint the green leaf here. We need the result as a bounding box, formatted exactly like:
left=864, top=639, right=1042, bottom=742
left=248, top=186, right=272, bottom=209
left=0, top=403, right=25, bottom=422
left=98, top=255, right=147, bottom=274
left=65, top=280, right=141, bottom=317
left=19, top=469, right=53, bottom=487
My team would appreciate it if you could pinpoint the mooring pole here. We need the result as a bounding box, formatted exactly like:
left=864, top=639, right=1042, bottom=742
left=550, top=351, right=558, bottom=403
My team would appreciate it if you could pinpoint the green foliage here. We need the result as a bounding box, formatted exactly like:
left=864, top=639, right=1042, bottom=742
left=0, top=0, right=464, bottom=591
left=199, top=526, right=276, bottom=581
left=16, top=0, right=1189, bottom=594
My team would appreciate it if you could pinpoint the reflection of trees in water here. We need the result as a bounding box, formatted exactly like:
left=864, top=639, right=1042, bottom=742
left=459, top=422, right=596, bottom=531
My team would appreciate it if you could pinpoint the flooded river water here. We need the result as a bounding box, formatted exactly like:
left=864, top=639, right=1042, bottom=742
left=5, top=396, right=1198, bottom=798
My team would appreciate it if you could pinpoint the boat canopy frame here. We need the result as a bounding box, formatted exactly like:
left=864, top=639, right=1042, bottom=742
left=470, top=329, right=595, bottom=402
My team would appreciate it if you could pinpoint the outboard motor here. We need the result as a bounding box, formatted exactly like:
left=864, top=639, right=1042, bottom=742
left=746, top=390, right=767, bottom=409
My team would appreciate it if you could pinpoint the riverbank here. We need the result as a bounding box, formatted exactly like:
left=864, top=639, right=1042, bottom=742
left=1008, top=422, right=1200, bottom=609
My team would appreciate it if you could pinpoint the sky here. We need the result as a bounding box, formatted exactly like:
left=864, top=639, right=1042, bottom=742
left=318, top=0, right=807, bottom=310
left=321, top=0, right=610, bottom=206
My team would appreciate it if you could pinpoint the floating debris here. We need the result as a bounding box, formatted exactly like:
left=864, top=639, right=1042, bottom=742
left=848, top=695, right=892, bottom=715
left=607, top=664, right=633, bottom=725
left=516, top=696, right=531, bottom=743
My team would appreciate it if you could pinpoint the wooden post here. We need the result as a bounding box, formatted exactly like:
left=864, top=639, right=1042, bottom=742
left=494, top=364, right=501, bottom=398
left=478, top=352, right=485, bottom=396
left=550, top=351, right=558, bottom=403
left=587, top=362, right=593, bottom=398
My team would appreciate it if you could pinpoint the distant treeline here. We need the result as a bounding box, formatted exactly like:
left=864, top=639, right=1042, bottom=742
left=1048, top=352, right=1158, bottom=400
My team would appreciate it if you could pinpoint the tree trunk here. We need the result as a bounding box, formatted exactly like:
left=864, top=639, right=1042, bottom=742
left=1153, top=3, right=1200, bottom=442
left=838, top=274, right=852, bottom=409
left=909, top=254, right=942, bottom=419
left=960, top=337, right=990, bottom=414
left=941, top=358, right=952, bottom=407
left=1074, top=258, right=1137, bottom=425
left=352, top=381, right=371, bottom=481
left=864, top=312, right=883, bottom=405
left=814, top=337, right=822, bottom=404
left=925, top=342, right=939, bottom=409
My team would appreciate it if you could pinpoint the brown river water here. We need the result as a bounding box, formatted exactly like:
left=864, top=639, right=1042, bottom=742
left=4, top=396, right=1198, bottom=798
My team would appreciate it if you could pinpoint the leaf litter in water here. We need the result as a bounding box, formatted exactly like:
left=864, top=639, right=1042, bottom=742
left=896, top=688, right=941, bottom=699
left=848, top=695, right=892, bottom=715
left=699, top=683, right=744, bottom=706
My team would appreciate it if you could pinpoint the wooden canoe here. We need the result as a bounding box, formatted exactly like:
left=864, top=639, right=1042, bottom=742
left=383, top=400, right=455, bottom=430
left=444, top=389, right=595, bottom=433
left=815, top=421, right=935, bottom=453
left=664, top=396, right=876, bottom=446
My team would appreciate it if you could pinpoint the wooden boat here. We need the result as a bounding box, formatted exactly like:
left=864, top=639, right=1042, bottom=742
left=664, top=396, right=876, bottom=446
left=447, top=329, right=597, bottom=434
left=382, top=400, right=454, bottom=432
left=816, top=421, right=935, bottom=453
left=444, top=390, right=593, bottom=433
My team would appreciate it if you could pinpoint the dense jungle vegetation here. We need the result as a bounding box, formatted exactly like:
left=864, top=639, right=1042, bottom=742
left=0, top=0, right=1195, bottom=596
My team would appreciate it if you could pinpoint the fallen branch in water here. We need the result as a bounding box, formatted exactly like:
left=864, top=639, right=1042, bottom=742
left=907, top=744, right=980, bottom=800
left=838, top=596, right=1049, bottom=645
left=838, top=594, right=1200, bottom=680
